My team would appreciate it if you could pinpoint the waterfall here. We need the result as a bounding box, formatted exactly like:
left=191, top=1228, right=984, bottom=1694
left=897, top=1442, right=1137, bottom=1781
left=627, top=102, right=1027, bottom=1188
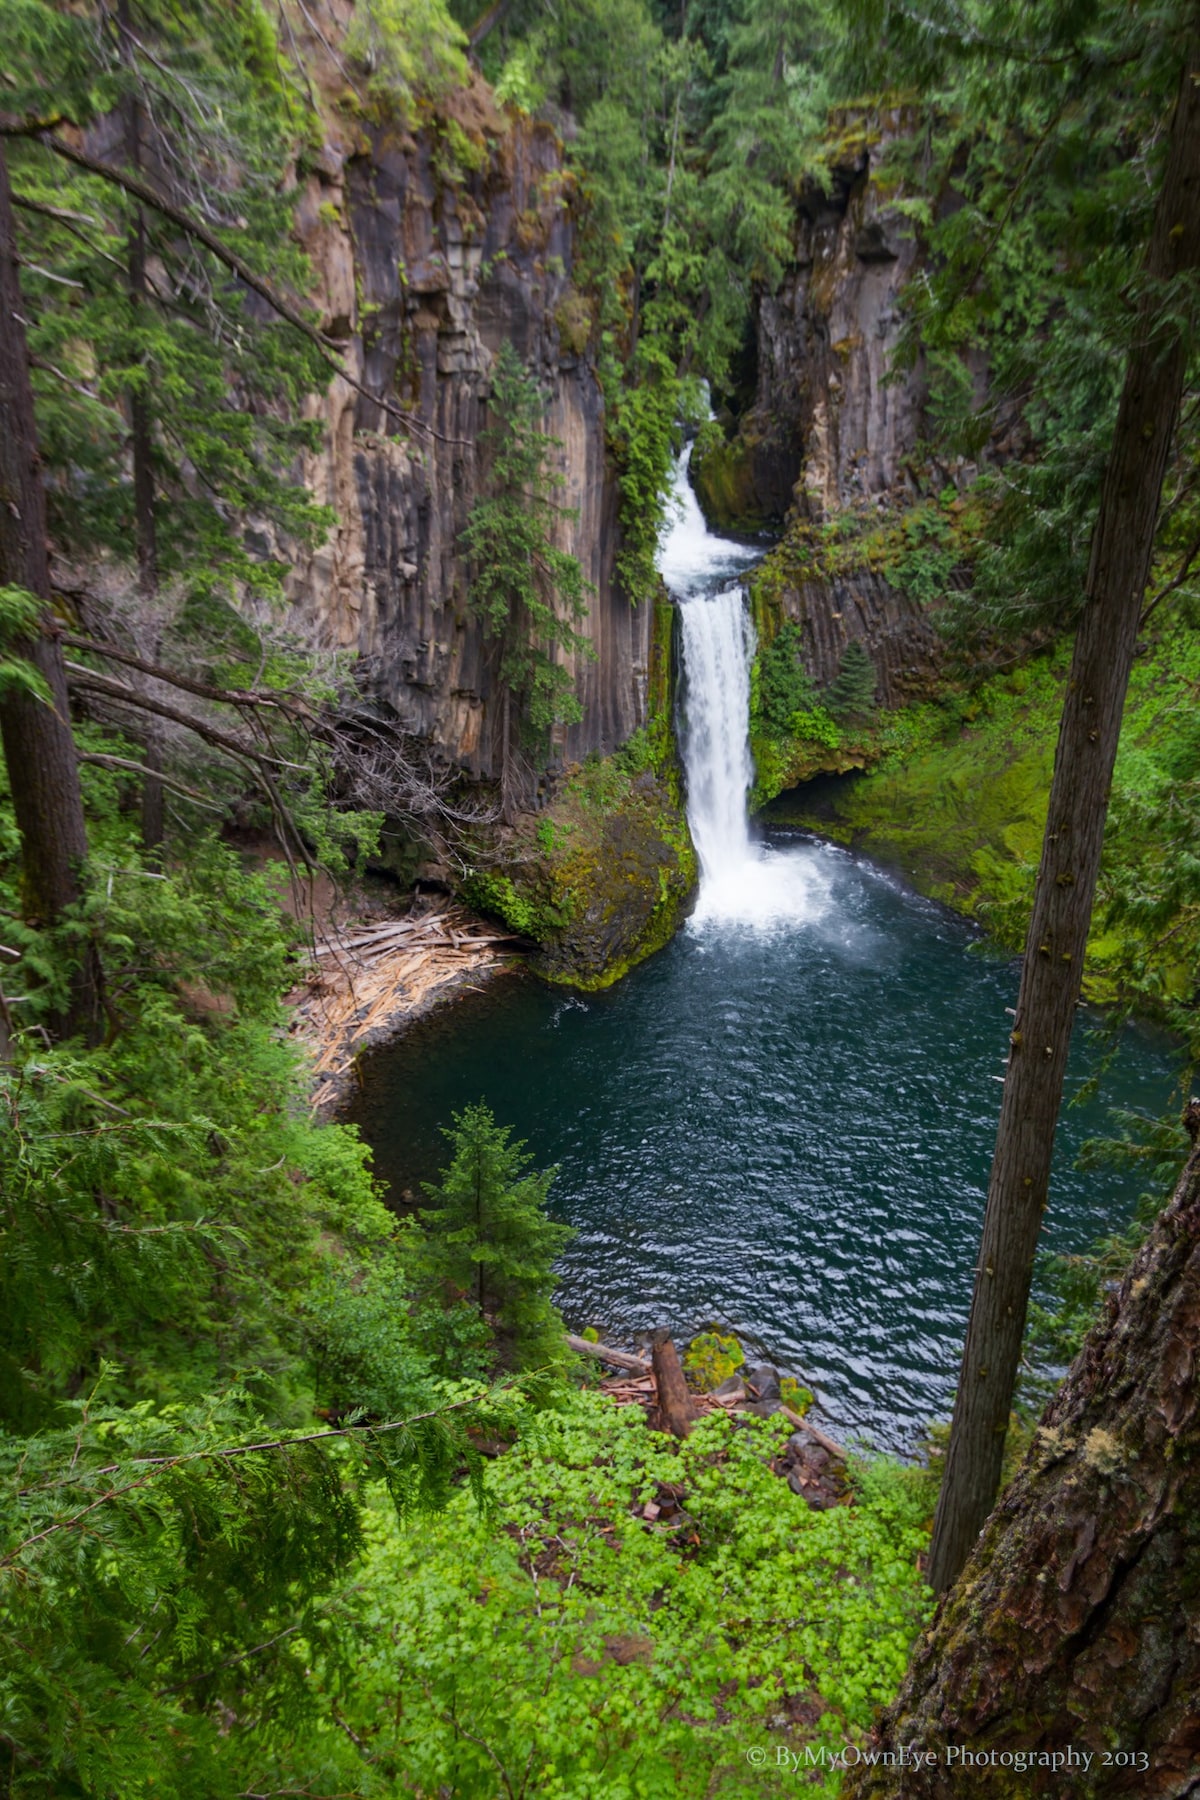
left=677, top=589, right=756, bottom=886
left=661, top=443, right=831, bottom=931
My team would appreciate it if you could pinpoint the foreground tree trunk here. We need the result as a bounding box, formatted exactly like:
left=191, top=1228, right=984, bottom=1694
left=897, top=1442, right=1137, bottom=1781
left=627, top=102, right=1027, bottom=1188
left=0, top=143, right=99, bottom=1037
left=845, top=1106, right=1200, bottom=1798
left=927, top=16, right=1200, bottom=1594
left=117, top=0, right=165, bottom=859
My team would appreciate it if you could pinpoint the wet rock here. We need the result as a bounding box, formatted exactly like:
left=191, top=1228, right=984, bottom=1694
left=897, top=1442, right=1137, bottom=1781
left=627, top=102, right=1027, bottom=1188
left=745, top=1365, right=782, bottom=1402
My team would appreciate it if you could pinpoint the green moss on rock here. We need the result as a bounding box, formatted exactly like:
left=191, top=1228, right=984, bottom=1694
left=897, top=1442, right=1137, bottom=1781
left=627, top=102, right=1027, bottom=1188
left=772, top=627, right=1200, bottom=1027
left=690, top=436, right=767, bottom=535
left=461, top=591, right=697, bottom=990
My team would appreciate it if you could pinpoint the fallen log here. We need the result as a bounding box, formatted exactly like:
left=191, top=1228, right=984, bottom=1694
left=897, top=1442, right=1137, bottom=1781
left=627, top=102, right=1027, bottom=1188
left=780, top=1404, right=846, bottom=1461
left=565, top=1334, right=651, bottom=1373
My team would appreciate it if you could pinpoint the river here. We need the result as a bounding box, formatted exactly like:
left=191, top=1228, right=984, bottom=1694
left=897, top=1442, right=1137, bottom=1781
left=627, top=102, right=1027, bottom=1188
left=349, top=450, right=1177, bottom=1447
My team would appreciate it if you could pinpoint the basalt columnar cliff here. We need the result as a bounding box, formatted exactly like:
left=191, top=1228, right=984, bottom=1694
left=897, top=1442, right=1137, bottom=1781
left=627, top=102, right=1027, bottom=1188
left=282, top=66, right=648, bottom=787
left=696, top=111, right=1004, bottom=712
left=281, top=83, right=959, bottom=795
left=273, top=78, right=969, bottom=977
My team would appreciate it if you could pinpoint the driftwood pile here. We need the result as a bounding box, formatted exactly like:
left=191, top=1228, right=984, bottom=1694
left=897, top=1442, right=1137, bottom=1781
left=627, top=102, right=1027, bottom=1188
left=290, top=908, right=520, bottom=1110
left=566, top=1331, right=848, bottom=1511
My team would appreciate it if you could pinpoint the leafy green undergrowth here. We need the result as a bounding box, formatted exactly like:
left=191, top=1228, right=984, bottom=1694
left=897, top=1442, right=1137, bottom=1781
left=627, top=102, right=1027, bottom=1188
left=777, top=618, right=1200, bottom=1036
left=751, top=485, right=989, bottom=616
left=319, top=1392, right=933, bottom=1798
left=747, top=623, right=879, bottom=808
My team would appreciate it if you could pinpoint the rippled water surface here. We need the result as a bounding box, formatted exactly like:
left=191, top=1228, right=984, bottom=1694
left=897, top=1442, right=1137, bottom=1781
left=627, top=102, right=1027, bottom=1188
left=349, top=840, right=1175, bottom=1447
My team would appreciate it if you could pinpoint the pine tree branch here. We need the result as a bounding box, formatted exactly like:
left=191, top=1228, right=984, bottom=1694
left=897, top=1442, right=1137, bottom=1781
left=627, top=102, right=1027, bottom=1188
left=63, top=663, right=305, bottom=769
left=1139, top=528, right=1200, bottom=625
left=61, top=634, right=307, bottom=718
left=12, top=192, right=130, bottom=275
left=27, top=133, right=473, bottom=450
left=30, top=132, right=334, bottom=344
left=77, top=753, right=220, bottom=808
left=5, top=1385, right=513, bottom=1562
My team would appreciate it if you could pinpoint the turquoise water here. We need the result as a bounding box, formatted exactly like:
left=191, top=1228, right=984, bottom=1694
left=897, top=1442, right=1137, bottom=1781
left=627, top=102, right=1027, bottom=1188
left=349, top=832, right=1176, bottom=1448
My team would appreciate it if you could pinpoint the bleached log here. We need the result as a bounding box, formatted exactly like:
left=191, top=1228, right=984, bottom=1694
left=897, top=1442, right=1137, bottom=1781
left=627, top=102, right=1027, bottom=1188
left=565, top=1334, right=651, bottom=1373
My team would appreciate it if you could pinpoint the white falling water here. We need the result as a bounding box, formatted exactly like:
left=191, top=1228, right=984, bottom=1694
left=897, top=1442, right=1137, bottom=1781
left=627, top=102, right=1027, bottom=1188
left=660, top=445, right=831, bottom=930
left=677, top=590, right=756, bottom=881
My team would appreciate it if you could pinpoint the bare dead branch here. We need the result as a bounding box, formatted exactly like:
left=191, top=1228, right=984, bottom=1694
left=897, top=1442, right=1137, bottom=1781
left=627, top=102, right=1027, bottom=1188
left=64, top=663, right=303, bottom=770
left=78, top=753, right=221, bottom=808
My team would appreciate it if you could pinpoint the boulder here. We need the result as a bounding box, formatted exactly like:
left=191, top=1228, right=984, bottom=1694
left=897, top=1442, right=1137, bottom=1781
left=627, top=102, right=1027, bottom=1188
left=744, top=1365, right=782, bottom=1403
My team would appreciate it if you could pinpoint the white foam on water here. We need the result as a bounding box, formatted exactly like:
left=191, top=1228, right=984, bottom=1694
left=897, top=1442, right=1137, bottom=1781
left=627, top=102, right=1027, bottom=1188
left=690, top=840, right=835, bottom=933
left=658, top=445, right=758, bottom=599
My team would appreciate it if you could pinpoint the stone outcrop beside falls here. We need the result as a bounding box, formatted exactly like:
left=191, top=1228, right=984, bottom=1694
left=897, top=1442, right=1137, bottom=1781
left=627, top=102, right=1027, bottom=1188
left=744, top=114, right=932, bottom=524
left=284, top=51, right=650, bottom=786
left=696, top=108, right=999, bottom=708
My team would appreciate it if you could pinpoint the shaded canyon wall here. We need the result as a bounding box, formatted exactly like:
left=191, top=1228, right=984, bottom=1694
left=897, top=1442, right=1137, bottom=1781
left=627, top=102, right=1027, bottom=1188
left=700, top=111, right=1003, bottom=708
left=284, top=68, right=650, bottom=786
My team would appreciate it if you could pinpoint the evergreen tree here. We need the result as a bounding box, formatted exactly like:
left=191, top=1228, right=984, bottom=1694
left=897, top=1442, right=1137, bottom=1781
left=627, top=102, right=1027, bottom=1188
left=460, top=341, right=592, bottom=818
left=0, top=9, right=509, bottom=1787
left=757, top=621, right=821, bottom=733
left=703, top=0, right=836, bottom=288
left=927, top=9, right=1200, bottom=1595
left=825, top=637, right=876, bottom=719
left=421, top=1103, right=575, bottom=1367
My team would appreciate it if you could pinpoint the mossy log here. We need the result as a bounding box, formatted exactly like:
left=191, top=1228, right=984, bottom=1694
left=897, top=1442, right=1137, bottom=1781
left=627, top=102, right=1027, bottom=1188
left=844, top=1108, right=1200, bottom=1798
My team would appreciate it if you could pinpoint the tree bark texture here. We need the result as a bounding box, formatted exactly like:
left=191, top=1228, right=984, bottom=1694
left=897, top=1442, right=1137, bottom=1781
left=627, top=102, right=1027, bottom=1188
left=927, top=19, right=1200, bottom=1595
left=117, top=0, right=164, bottom=859
left=0, top=142, right=97, bottom=1035
left=844, top=1108, right=1200, bottom=1799
left=650, top=1331, right=694, bottom=1439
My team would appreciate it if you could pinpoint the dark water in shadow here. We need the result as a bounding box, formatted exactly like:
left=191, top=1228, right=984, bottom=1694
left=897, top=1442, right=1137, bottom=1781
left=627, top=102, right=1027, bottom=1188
left=349, top=833, right=1177, bottom=1449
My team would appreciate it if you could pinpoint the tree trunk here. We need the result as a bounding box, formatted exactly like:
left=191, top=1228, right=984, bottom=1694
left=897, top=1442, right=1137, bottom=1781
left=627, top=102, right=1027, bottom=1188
left=467, top=0, right=511, bottom=50
left=650, top=1331, right=693, bottom=1439
left=499, top=680, right=514, bottom=827
left=130, top=210, right=166, bottom=860
left=662, top=88, right=683, bottom=235
left=844, top=1106, right=1200, bottom=1799
left=0, top=142, right=99, bottom=1037
left=927, top=19, right=1200, bottom=1596
left=119, top=0, right=164, bottom=861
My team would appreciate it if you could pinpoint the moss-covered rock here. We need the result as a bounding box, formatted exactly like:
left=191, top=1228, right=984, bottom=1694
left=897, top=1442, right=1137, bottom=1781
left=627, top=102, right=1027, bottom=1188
left=460, top=590, right=697, bottom=990
left=771, top=660, right=1063, bottom=949
left=690, top=435, right=768, bottom=535
left=767, top=627, right=1200, bottom=1029
left=462, top=740, right=696, bottom=990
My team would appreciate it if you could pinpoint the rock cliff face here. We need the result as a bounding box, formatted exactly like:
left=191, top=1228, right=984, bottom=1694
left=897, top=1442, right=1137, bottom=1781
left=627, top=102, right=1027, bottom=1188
left=285, top=65, right=651, bottom=786
left=698, top=111, right=960, bottom=709
left=745, top=116, right=931, bottom=525
left=765, top=566, right=942, bottom=710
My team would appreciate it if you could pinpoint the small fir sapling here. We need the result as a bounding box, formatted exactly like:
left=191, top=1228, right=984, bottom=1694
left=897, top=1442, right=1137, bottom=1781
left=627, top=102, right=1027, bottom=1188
left=826, top=639, right=877, bottom=719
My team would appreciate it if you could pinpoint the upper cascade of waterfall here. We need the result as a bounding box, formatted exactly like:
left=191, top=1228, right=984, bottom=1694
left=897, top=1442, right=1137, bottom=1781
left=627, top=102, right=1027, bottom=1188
left=660, top=443, right=830, bottom=931
left=658, top=444, right=758, bottom=602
